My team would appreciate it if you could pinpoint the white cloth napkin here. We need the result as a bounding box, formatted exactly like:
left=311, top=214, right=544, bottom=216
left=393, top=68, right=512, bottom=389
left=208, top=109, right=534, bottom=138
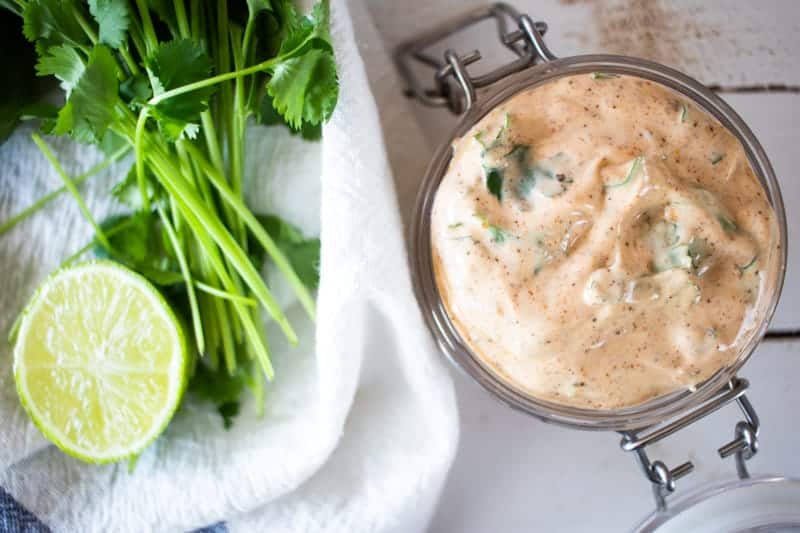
left=0, top=0, right=458, bottom=531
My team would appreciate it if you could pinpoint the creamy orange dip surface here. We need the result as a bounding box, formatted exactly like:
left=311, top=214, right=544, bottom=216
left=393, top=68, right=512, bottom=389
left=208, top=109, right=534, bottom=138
left=431, top=74, right=780, bottom=409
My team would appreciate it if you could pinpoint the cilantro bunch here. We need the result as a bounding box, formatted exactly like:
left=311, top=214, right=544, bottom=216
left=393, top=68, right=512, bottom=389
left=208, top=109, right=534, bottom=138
left=1, top=0, right=338, bottom=425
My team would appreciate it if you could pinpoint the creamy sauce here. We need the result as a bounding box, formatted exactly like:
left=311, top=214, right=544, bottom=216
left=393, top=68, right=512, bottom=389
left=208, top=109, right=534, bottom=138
left=431, top=74, right=780, bottom=409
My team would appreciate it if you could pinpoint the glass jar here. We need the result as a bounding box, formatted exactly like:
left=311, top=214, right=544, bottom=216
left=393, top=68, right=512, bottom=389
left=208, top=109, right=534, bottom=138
left=397, top=1, right=791, bottom=517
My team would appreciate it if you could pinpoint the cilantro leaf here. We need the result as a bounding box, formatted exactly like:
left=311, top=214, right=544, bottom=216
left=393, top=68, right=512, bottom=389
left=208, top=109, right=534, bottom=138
left=486, top=168, right=503, bottom=202
left=188, top=361, right=248, bottom=429
left=36, top=44, right=84, bottom=95
left=22, top=0, right=89, bottom=49
left=147, top=39, right=215, bottom=123
left=258, top=92, right=322, bottom=140
left=88, top=0, right=130, bottom=49
left=53, top=45, right=119, bottom=144
left=277, top=0, right=331, bottom=57
left=253, top=214, right=320, bottom=289
left=98, top=129, right=128, bottom=157
left=266, top=48, right=338, bottom=129
left=112, top=163, right=153, bottom=209
left=94, top=211, right=184, bottom=286
left=120, top=73, right=152, bottom=103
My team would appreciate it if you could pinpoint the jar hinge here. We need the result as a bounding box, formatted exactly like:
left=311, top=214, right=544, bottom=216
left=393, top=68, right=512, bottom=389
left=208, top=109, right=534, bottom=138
left=619, top=377, right=759, bottom=511
left=394, top=3, right=555, bottom=114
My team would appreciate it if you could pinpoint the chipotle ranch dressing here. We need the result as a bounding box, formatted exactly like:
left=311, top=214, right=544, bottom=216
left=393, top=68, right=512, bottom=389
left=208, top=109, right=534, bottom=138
left=431, top=74, right=780, bottom=409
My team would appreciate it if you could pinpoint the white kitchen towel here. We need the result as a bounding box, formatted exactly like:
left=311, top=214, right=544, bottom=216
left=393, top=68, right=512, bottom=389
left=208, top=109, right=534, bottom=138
left=0, top=0, right=459, bottom=531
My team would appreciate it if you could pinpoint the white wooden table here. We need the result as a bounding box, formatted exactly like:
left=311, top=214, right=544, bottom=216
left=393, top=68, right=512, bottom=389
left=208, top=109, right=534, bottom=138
left=362, top=1, right=800, bottom=530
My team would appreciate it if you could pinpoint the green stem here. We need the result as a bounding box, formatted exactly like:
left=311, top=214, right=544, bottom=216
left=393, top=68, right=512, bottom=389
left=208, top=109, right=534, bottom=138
left=141, top=138, right=297, bottom=344
left=134, top=0, right=159, bottom=53
left=149, top=56, right=281, bottom=106
left=119, top=44, right=140, bottom=76
left=183, top=142, right=317, bottom=319
left=230, top=25, right=247, bottom=245
left=242, top=15, right=256, bottom=61
left=134, top=108, right=152, bottom=212
left=189, top=0, right=202, bottom=44
left=73, top=9, right=98, bottom=44
left=166, top=183, right=273, bottom=378
left=198, top=113, right=226, bottom=176
left=147, top=26, right=323, bottom=107
left=200, top=294, right=220, bottom=368
left=173, top=0, right=191, bottom=38
left=0, top=145, right=131, bottom=236
left=249, top=355, right=265, bottom=417
left=195, top=281, right=257, bottom=305
left=157, top=203, right=205, bottom=354
left=127, top=15, right=147, bottom=60
left=31, top=134, right=111, bottom=251
left=214, top=295, right=237, bottom=375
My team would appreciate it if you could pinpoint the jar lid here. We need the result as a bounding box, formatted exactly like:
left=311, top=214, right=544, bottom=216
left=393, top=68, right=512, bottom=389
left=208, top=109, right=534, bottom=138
left=634, top=476, right=800, bottom=532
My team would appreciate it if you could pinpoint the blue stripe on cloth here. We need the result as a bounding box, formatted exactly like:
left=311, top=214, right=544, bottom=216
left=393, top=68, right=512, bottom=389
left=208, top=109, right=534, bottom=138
left=0, top=486, right=49, bottom=533
left=0, top=486, right=226, bottom=533
left=193, top=523, right=227, bottom=533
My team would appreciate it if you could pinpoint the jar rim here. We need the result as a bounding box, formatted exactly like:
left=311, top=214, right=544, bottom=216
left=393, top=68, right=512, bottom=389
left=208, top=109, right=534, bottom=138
left=632, top=475, right=800, bottom=531
left=408, top=54, right=788, bottom=431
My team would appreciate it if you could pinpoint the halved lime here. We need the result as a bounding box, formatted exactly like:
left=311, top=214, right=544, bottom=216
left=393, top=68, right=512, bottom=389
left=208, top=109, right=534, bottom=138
left=13, top=261, right=186, bottom=463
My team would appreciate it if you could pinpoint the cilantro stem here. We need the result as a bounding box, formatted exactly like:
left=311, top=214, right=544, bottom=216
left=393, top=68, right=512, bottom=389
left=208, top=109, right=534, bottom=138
left=139, top=137, right=297, bottom=345
left=31, top=134, right=112, bottom=251
left=195, top=282, right=258, bottom=305
left=173, top=0, right=191, bottom=38
left=182, top=142, right=317, bottom=319
left=189, top=0, right=202, bottom=43
left=200, top=294, right=220, bottom=368
left=157, top=203, right=205, bottom=354
left=230, top=25, right=248, bottom=244
left=0, top=144, right=130, bottom=236
left=249, top=357, right=265, bottom=417
left=166, top=184, right=273, bottom=377
left=73, top=10, right=98, bottom=45
left=118, top=44, right=140, bottom=76
left=148, top=56, right=285, bottom=107
left=4, top=2, right=21, bottom=17
left=134, top=0, right=159, bottom=54
left=214, top=293, right=237, bottom=375
left=242, top=15, right=256, bottom=61
left=134, top=108, right=152, bottom=212
left=605, top=156, right=644, bottom=188
left=126, top=14, right=147, bottom=59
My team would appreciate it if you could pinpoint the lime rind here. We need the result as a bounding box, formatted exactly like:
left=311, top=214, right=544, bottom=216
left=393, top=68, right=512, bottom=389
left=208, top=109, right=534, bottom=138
left=13, top=260, right=187, bottom=464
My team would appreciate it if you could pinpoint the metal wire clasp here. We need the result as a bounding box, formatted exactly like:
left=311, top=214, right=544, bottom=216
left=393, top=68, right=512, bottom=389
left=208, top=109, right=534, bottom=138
left=394, top=3, right=555, bottom=114
left=619, top=377, right=760, bottom=511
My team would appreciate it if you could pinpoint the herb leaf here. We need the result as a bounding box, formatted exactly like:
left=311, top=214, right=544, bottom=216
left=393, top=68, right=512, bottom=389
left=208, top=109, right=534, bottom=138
left=147, top=39, right=215, bottom=124
left=254, top=215, right=321, bottom=290
left=22, top=0, right=89, bottom=49
left=266, top=48, right=338, bottom=129
left=188, top=362, right=247, bottom=429
left=486, top=168, right=503, bottom=202
left=36, top=44, right=84, bottom=95
left=258, top=91, right=322, bottom=140
left=277, top=0, right=332, bottom=57
left=53, top=45, right=118, bottom=144
left=88, top=0, right=129, bottom=49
